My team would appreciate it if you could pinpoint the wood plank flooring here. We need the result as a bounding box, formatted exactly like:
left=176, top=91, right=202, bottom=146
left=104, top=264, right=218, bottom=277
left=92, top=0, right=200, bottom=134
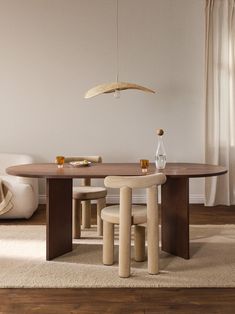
left=1, top=288, right=235, bottom=314
left=0, top=204, right=235, bottom=314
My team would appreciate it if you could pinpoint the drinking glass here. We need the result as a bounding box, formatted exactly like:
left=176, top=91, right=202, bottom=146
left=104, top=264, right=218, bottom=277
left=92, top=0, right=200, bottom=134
left=140, top=159, right=149, bottom=174
left=55, top=156, right=65, bottom=168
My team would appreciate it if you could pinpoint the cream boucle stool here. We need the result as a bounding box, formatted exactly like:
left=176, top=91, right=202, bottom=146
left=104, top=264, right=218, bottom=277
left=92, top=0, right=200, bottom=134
left=65, top=156, right=107, bottom=238
left=72, top=186, right=107, bottom=238
left=101, top=173, right=166, bottom=278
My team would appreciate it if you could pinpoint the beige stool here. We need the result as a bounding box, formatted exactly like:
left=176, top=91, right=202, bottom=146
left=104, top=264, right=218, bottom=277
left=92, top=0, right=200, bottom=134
left=101, top=173, right=166, bottom=278
left=72, top=186, right=107, bottom=238
left=65, top=156, right=107, bottom=238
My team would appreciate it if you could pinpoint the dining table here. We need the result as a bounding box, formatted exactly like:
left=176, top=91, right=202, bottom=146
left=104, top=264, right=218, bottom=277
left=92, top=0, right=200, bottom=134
left=6, top=162, right=227, bottom=260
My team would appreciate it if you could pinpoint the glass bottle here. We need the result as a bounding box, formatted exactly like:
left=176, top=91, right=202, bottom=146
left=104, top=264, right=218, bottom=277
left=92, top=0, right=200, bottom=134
left=155, top=129, right=166, bottom=169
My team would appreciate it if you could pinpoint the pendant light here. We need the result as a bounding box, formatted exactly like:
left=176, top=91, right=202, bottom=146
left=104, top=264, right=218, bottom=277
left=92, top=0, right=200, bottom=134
left=84, top=0, right=155, bottom=99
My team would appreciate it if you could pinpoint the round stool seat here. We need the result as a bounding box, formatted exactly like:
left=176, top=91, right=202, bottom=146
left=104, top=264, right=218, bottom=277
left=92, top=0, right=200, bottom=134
left=101, top=205, right=147, bottom=225
left=73, top=186, right=107, bottom=200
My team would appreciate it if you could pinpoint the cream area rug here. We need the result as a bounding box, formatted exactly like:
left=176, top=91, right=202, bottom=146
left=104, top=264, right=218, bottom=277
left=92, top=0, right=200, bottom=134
left=0, top=224, right=235, bottom=288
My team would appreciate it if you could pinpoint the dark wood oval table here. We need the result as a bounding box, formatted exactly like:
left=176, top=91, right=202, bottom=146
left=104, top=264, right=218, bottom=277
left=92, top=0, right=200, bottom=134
left=6, top=162, right=227, bottom=260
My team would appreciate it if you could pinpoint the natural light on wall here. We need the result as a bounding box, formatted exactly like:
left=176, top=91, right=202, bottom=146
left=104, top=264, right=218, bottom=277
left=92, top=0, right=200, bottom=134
left=229, top=35, right=235, bottom=147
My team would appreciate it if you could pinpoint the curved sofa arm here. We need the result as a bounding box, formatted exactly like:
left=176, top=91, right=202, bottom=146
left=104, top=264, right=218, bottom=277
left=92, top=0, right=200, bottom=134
left=0, top=153, right=39, bottom=211
left=0, top=174, right=39, bottom=219
left=17, top=176, right=39, bottom=200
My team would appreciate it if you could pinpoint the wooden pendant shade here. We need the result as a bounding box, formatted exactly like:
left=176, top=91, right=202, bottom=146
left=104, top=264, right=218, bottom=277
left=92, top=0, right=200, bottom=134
left=84, top=81, right=155, bottom=99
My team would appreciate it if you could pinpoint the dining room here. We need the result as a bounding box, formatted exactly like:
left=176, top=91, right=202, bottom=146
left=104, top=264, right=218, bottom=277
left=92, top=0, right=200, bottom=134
left=0, top=0, right=234, bottom=313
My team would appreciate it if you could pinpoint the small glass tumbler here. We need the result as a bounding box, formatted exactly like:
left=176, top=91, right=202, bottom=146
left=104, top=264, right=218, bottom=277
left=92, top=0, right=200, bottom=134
left=140, top=159, right=149, bottom=174
left=55, top=156, right=65, bottom=168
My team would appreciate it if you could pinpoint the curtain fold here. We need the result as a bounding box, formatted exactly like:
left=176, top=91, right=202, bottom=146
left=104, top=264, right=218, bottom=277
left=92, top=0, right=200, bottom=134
left=205, top=0, right=235, bottom=205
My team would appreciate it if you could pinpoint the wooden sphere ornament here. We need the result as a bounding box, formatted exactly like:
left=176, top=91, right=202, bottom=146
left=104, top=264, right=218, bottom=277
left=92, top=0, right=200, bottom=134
left=156, top=129, right=164, bottom=136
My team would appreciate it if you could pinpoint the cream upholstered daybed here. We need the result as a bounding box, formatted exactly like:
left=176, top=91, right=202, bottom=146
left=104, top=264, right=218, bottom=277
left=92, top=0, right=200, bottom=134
left=0, top=153, right=38, bottom=219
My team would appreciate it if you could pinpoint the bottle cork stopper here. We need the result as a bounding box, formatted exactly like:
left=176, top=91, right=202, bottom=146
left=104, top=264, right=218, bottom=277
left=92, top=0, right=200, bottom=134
left=156, top=128, right=164, bottom=136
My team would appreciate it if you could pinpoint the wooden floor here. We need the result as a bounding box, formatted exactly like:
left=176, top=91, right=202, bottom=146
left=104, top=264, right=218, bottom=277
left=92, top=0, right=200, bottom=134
left=1, top=204, right=235, bottom=314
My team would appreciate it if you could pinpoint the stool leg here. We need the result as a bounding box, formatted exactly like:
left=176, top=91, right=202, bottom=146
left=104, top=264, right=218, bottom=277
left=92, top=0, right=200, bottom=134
left=134, top=225, right=146, bottom=262
left=73, top=199, right=81, bottom=239
left=82, top=200, right=91, bottom=229
left=147, top=186, right=159, bottom=274
left=119, top=186, right=132, bottom=278
left=103, top=221, right=114, bottom=265
left=97, top=198, right=106, bottom=236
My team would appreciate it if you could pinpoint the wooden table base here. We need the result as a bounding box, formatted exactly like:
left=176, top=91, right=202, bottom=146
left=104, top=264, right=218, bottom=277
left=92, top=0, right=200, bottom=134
left=46, top=178, right=73, bottom=260
left=161, top=177, right=190, bottom=259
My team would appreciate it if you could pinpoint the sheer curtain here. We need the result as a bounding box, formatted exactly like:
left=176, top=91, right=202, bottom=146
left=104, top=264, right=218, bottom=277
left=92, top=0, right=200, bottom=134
left=205, top=0, right=235, bottom=205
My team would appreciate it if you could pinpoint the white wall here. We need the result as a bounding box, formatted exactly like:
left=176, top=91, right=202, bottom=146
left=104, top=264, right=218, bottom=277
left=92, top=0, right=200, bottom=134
left=0, top=0, right=205, bottom=203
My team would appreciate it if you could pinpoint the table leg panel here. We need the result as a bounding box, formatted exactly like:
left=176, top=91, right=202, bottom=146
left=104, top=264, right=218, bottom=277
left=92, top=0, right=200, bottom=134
left=161, top=177, right=189, bottom=259
left=46, top=178, right=73, bottom=260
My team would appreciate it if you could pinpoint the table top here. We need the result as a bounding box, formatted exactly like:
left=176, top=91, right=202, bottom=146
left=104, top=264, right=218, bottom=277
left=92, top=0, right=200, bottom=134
left=6, top=162, right=227, bottom=179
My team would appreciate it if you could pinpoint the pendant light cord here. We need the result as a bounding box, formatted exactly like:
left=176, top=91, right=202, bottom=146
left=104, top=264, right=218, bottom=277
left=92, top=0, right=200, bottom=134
left=116, top=0, right=119, bottom=83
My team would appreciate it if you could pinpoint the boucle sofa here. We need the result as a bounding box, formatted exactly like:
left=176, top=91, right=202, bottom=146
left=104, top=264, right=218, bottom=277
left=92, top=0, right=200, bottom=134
left=0, top=153, right=38, bottom=219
